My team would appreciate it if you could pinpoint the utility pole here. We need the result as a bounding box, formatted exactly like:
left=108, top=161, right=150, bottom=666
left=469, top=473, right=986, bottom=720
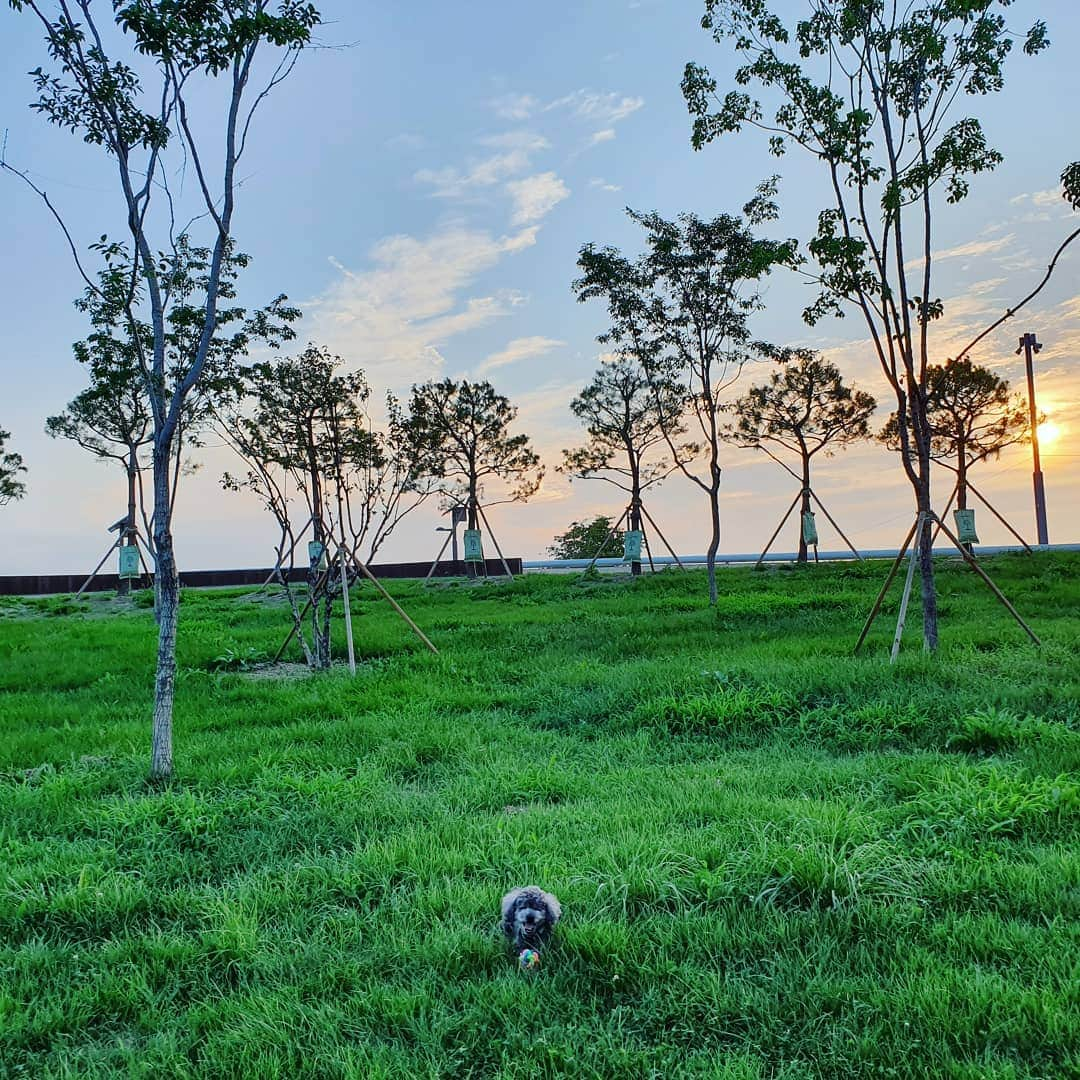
left=1016, top=333, right=1049, bottom=546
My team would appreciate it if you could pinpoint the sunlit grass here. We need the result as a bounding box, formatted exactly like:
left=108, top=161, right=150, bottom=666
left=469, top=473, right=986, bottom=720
left=2, top=554, right=1078, bottom=1077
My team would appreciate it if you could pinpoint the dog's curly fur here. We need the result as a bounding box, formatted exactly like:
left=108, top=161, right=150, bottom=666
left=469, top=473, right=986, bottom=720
left=501, top=886, right=561, bottom=951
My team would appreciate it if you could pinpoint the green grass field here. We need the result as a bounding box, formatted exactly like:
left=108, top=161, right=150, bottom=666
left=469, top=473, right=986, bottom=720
left=2, top=554, right=1078, bottom=1079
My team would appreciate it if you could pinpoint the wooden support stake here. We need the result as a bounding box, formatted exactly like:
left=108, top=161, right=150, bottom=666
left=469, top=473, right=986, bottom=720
left=934, top=515, right=1041, bottom=646
left=260, top=515, right=314, bottom=590
left=476, top=503, right=514, bottom=579
left=641, top=522, right=657, bottom=574
left=930, top=480, right=959, bottom=547
left=351, top=555, right=439, bottom=655
left=75, top=536, right=122, bottom=600
left=853, top=517, right=920, bottom=654
left=758, top=447, right=864, bottom=561
left=755, top=490, right=803, bottom=570
left=966, top=479, right=1033, bottom=553
left=581, top=506, right=628, bottom=577
left=639, top=504, right=686, bottom=570
left=807, top=490, right=862, bottom=560
left=424, top=528, right=455, bottom=585
left=890, top=512, right=924, bottom=664
left=339, top=545, right=356, bottom=675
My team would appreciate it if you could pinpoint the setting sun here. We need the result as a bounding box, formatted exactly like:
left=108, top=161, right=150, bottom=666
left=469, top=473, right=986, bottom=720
left=1037, top=421, right=1063, bottom=447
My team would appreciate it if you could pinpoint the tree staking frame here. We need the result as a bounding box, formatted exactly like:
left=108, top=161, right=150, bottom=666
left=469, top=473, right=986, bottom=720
left=753, top=445, right=863, bottom=569
left=425, top=497, right=515, bottom=583
left=272, top=528, right=439, bottom=666
left=76, top=517, right=154, bottom=600
left=930, top=473, right=1032, bottom=554
left=269, top=400, right=439, bottom=668
left=580, top=496, right=686, bottom=577
left=854, top=511, right=1040, bottom=662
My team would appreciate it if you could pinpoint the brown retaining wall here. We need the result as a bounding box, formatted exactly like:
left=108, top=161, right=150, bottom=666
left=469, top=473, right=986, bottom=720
left=0, top=558, right=523, bottom=596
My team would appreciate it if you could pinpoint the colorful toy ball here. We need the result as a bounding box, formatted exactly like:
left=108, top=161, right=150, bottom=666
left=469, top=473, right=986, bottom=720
left=518, top=948, right=541, bottom=971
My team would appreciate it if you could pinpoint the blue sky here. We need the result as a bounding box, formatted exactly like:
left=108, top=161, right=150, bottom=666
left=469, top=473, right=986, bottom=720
left=1, top=1, right=1077, bottom=573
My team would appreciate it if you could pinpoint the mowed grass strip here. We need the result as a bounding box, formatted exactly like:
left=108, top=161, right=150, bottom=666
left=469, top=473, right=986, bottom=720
left=1, top=554, right=1078, bottom=1078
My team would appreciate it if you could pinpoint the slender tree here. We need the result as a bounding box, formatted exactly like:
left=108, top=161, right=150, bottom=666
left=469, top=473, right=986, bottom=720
left=574, top=186, right=799, bottom=604
left=46, top=368, right=152, bottom=594
left=219, top=346, right=434, bottom=667
left=683, top=0, right=1049, bottom=648
left=725, top=352, right=877, bottom=562
left=560, top=354, right=693, bottom=574
left=5, top=0, right=320, bottom=777
left=48, top=241, right=296, bottom=593
left=406, top=379, right=542, bottom=572
left=0, top=428, right=27, bottom=506
left=219, top=346, right=376, bottom=669
left=880, top=357, right=1027, bottom=518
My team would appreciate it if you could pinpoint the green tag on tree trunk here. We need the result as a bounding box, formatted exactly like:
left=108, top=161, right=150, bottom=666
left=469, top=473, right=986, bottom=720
left=954, top=508, right=979, bottom=545
left=308, top=541, right=328, bottom=570
left=622, top=529, right=643, bottom=563
left=118, top=544, right=140, bottom=579
left=801, top=510, right=819, bottom=546
left=463, top=528, right=484, bottom=562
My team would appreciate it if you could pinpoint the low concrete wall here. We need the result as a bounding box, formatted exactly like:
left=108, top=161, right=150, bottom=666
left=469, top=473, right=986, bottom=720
left=0, top=558, right=523, bottom=596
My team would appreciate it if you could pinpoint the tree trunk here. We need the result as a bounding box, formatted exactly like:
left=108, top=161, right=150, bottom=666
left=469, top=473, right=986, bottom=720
left=119, top=450, right=138, bottom=597
left=957, top=446, right=973, bottom=557
left=706, top=482, right=720, bottom=606
left=629, top=471, right=642, bottom=578
left=916, top=456, right=939, bottom=652
left=307, top=440, right=331, bottom=670
left=150, top=446, right=177, bottom=781
left=901, top=384, right=940, bottom=652
left=466, top=480, right=479, bottom=580
left=796, top=455, right=811, bottom=564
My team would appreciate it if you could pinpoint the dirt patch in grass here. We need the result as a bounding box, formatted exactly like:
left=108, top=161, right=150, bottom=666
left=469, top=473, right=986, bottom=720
left=241, top=661, right=315, bottom=681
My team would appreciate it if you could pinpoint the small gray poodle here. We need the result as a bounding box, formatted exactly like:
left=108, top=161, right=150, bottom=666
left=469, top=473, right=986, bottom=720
left=501, top=886, right=561, bottom=951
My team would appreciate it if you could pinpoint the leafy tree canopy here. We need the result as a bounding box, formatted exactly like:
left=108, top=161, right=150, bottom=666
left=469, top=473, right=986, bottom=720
left=0, top=428, right=27, bottom=506
left=879, top=357, right=1027, bottom=469
left=561, top=354, right=693, bottom=494
left=406, top=379, right=542, bottom=506
left=725, top=351, right=878, bottom=460
left=548, top=516, right=624, bottom=561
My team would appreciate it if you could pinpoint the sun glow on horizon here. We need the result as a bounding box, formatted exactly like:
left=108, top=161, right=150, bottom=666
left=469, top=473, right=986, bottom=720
left=1037, top=421, right=1063, bottom=447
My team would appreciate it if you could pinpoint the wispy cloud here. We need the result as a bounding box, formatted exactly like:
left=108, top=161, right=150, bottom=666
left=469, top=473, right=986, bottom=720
left=903, top=234, right=1016, bottom=271
left=479, top=130, right=550, bottom=152
left=588, top=128, right=616, bottom=146
left=511, top=378, right=587, bottom=461
left=502, top=225, right=541, bottom=253
left=488, top=87, right=645, bottom=133
left=933, top=235, right=1016, bottom=263
left=1010, top=188, right=1067, bottom=209
left=415, top=151, right=534, bottom=198
left=477, top=335, right=565, bottom=376
left=506, top=172, right=570, bottom=225
left=589, top=177, right=622, bottom=193
left=547, top=89, right=644, bottom=125
left=414, top=131, right=551, bottom=202
left=489, top=92, right=540, bottom=120
left=305, top=225, right=538, bottom=388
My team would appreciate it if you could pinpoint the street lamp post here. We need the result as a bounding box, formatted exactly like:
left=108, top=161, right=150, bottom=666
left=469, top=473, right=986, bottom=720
left=436, top=505, right=468, bottom=563
left=1016, top=332, right=1049, bottom=546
